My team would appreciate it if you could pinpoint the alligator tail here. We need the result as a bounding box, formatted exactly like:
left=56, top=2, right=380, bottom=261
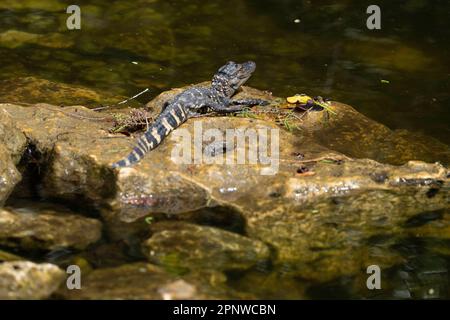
left=111, top=104, right=187, bottom=168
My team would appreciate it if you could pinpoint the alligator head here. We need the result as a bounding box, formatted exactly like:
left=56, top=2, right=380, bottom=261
left=211, top=61, right=256, bottom=98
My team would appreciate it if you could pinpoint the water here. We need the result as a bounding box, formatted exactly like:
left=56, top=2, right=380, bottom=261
left=0, top=0, right=448, bottom=143
left=0, top=0, right=449, bottom=299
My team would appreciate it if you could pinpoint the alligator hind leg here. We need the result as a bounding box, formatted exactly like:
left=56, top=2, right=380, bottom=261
left=231, top=99, right=269, bottom=106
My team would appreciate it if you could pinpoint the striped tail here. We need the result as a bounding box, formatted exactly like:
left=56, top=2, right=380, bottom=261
left=111, top=104, right=187, bottom=168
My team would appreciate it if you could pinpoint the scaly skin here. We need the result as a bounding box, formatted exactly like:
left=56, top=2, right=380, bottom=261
left=111, top=61, right=268, bottom=168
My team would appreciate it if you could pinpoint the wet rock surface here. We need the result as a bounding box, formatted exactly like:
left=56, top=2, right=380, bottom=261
left=0, top=203, right=102, bottom=250
left=304, top=102, right=450, bottom=166
left=142, top=221, right=271, bottom=272
left=0, top=108, right=27, bottom=164
left=0, top=149, right=21, bottom=207
left=0, top=108, right=26, bottom=205
left=0, top=261, right=65, bottom=299
left=0, top=85, right=449, bottom=298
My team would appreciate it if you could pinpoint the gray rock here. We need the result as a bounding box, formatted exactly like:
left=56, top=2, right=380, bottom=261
left=58, top=262, right=251, bottom=300
left=0, top=108, right=26, bottom=206
left=0, top=148, right=21, bottom=207
left=0, top=108, right=27, bottom=164
left=0, top=203, right=102, bottom=250
left=142, top=221, right=270, bottom=271
left=0, top=261, right=65, bottom=299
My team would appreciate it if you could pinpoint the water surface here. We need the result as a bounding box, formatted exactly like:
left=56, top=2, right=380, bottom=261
left=0, top=0, right=448, bottom=142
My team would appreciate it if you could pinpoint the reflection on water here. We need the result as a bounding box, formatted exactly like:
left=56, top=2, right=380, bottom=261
left=0, top=0, right=449, bottom=299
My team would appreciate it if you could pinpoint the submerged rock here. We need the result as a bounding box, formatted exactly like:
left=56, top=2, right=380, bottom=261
left=227, top=270, right=308, bottom=299
left=246, top=185, right=448, bottom=282
left=59, top=262, right=250, bottom=300
left=0, top=261, right=65, bottom=299
left=0, top=203, right=102, bottom=250
left=0, top=77, right=127, bottom=106
left=0, top=0, right=64, bottom=11
left=0, top=30, right=73, bottom=49
left=142, top=221, right=270, bottom=272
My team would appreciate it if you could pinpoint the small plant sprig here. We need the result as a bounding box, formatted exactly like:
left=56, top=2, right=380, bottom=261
left=314, top=99, right=337, bottom=115
left=235, top=106, right=303, bottom=131
left=236, top=107, right=259, bottom=119
left=279, top=111, right=302, bottom=132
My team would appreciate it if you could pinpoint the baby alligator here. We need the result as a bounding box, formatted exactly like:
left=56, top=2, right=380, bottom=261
left=112, top=61, right=268, bottom=168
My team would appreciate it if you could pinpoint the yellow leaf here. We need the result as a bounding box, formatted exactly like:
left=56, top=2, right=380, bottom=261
left=286, top=94, right=313, bottom=104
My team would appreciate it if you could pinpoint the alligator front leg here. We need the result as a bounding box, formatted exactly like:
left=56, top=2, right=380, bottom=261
left=209, top=102, right=248, bottom=113
left=207, top=99, right=268, bottom=113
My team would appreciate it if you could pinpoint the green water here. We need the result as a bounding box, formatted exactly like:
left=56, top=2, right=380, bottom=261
left=0, top=0, right=448, bottom=143
left=0, top=0, right=449, bottom=299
